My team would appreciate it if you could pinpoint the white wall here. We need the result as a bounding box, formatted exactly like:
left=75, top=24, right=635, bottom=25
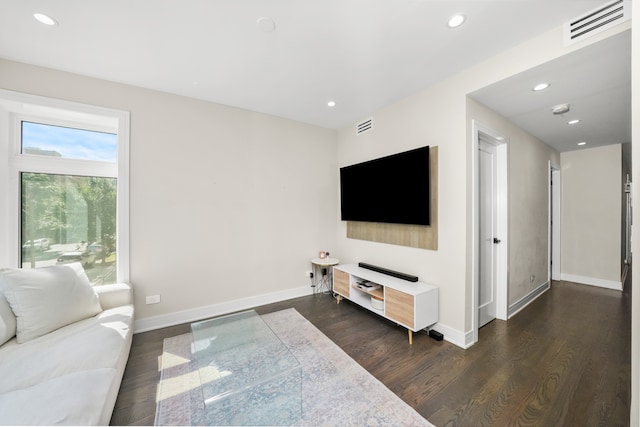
left=336, top=23, right=630, bottom=345
left=0, top=103, right=9, bottom=268
left=0, top=20, right=630, bottom=346
left=0, top=58, right=338, bottom=324
left=467, top=98, right=559, bottom=305
left=336, top=79, right=469, bottom=339
left=560, top=144, right=622, bottom=289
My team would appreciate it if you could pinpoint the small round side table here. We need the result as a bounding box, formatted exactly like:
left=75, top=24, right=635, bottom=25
left=311, top=257, right=339, bottom=294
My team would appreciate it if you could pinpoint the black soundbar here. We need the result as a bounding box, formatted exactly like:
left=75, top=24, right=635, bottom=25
left=358, top=262, right=418, bottom=282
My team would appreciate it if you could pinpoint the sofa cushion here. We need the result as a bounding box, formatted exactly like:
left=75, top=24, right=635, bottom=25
left=0, top=263, right=102, bottom=343
left=0, top=291, right=17, bottom=345
left=96, top=283, right=134, bottom=310
left=0, top=305, right=133, bottom=395
left=0, top=368, right=117, bottom=426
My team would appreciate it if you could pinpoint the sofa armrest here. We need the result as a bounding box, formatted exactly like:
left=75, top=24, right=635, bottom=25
left=96, top=283, right=133, bottom=310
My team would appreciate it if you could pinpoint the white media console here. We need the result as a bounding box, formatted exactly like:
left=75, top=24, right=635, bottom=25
left=332, top=264, right=439, bottom=344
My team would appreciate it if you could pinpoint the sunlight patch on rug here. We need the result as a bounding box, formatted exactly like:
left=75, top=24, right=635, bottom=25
left=159, top=351, right=190, bottom=371
left=157, top=370, right=202, bottom=402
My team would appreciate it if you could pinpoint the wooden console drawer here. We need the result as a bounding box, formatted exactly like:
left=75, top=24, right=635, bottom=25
left=333, top=268, right=350, bottom=297
left=385, top=288, right=414, bottom=329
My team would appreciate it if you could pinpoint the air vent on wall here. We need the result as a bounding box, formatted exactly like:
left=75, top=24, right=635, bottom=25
left=356, top=118, right=372, bottom=135
left=564, top=0, right=631, bottom=46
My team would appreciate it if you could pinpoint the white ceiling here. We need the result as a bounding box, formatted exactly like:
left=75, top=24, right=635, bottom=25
left=471, top=30, right=631, bottom=153
left=0, top=1, right=629, bottom=151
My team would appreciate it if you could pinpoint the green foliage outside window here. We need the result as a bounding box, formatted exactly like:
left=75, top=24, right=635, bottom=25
left=21, top=173, right=117, bottom=284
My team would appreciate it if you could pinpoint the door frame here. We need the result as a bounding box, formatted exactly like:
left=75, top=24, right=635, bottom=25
left=471, top=121, right=508, bottom=345
left=550, top=165, right=561, bottom=281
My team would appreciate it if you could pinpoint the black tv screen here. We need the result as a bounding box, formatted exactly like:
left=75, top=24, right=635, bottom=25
left=340, top=146, right=430, bottom=226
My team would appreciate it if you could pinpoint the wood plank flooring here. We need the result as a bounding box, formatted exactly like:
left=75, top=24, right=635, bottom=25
left=110, top=279, right=631, bottom=426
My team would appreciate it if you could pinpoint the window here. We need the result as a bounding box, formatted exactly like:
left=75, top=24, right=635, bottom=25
left=21, top=121, right=117, bottom=161
left=1, top=90, right=129, bottom=285
left=21, top=173, right=118, bottom=284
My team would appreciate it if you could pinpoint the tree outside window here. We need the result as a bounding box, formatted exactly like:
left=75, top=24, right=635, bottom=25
left=19, top=121, right=119, bottom=286
left=21, top=173, right=117, bottom=285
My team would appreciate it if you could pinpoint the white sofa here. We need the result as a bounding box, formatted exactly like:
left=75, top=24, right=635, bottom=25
left=0, top=263, right=134, bottom=425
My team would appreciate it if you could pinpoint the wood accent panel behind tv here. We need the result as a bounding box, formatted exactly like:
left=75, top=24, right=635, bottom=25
left=346, top=146, right=438, bottom=250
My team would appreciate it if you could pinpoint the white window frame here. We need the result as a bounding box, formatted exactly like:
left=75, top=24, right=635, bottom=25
left=0, top=90, right=130, bottom=283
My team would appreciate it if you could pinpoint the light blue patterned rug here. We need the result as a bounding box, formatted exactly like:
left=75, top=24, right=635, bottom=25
left=155, top=308, right=433, bottom=426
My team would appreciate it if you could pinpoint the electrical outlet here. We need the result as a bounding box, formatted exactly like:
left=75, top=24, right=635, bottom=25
left=145, top=295, right=161, bottom=304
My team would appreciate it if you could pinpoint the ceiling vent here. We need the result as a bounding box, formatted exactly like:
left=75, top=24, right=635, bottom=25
left=564, top=0, right=631, bottom=46
left=356, top=118, right=373, bottom=135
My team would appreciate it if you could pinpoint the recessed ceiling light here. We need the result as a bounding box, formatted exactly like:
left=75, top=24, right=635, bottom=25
left=533, top=83, right=550, bottom=91
left=447, top=14, right=466, bottom=28
left=327, top=101, right=336, bottom=108
left=33, top=13, right=57, bottom=26
left=577, top=141, right=587, bottom=146
left=567, top=119, right=581, bottom=125
left=256, top=17, right=276, bottom=33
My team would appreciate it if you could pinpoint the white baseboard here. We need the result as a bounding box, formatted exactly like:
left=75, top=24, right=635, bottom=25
left=134, top=285, right=475, bottom=350
left=437, top=282, right=551, bottom=350
left=430, top=322, right=472, bottom=349
left=560, top=273, right=622, bottom=291
left=134, top=286, right=314, bottom=333
left=508, top=281, right=550, bottom=318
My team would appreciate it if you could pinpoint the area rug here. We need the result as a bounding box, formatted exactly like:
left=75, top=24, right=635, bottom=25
left=155, top=308, right=433, bottom=426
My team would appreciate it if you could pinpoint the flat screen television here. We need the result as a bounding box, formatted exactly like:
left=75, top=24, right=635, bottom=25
left=340, top=146, right=430, bottom=226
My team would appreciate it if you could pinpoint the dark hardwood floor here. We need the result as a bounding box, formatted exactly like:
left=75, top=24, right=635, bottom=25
left=111, top=278, right=631, bottom=426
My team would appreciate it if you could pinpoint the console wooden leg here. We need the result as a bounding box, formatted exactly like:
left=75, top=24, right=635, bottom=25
left=408, top=329, right=413, bottom=345
left=336, top=295, right=342, bottom=304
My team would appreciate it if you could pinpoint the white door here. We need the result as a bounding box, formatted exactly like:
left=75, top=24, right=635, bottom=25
left=551, top=168, right=561, bottom=280
left=479, top=140, right=497, bottom=327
